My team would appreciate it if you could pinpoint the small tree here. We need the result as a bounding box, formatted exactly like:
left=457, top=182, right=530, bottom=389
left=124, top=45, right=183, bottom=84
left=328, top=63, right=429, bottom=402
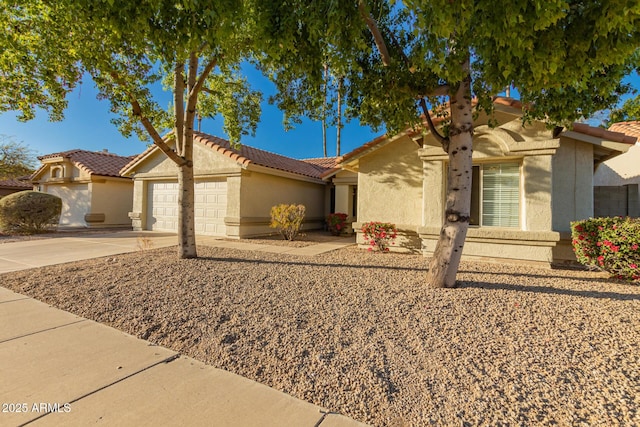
left=270, top=204, right=306, bottom=241
left=0, top=191, right=61, bottom=234
left=0, top=136, right=36, bottom=180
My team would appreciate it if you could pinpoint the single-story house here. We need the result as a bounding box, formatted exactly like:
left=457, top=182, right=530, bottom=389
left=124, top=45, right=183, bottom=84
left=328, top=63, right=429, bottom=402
left=120, top=132, right=336, bottom=238
left=31, top=149, right=135, bottom=228
left=593, top=121, right=640, bottom=217
left=0, top=176, right=32, bottom=197
left=325, top=97, right=638, bottom=266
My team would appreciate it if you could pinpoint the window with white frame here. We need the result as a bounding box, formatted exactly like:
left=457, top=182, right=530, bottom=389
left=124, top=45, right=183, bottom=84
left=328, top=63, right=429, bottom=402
left=468, top=162, right=520, bottom=227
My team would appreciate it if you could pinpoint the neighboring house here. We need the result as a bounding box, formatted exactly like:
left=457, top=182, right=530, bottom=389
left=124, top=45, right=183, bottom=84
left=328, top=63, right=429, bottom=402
left=0, top=176, right=32, bottom=197
left=31, top=149, right=135, bottom=228
left=120, top=132, right=336, bottom=238
left=327, top=97, right=637, bottom=266
left=593, top=121, right=640, bottom=217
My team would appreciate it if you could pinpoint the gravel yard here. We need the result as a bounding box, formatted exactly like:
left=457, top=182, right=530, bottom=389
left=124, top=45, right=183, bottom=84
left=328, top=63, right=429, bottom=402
left=2, top=244, right=639, bottom=426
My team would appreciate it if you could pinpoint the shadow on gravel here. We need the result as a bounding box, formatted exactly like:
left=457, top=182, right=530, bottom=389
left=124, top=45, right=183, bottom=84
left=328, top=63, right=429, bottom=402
left=198, top=255, right=429, bottom=272
left=457, top=269, right=614, bottom=284
left=459, top=281, right=640, bottom=301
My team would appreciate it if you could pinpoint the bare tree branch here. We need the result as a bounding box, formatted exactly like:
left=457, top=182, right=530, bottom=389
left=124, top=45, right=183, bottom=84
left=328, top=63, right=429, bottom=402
left=418, top=84, right=450, bottom=98
left=109, top=71, right=186, bottom=166
left=358, top=0, right=391, bottom=66
left=188, top=57, right=218, bottom=100
left=419, top=97, right=448, bottom=150
left=174, top=61, right=185, bottom=157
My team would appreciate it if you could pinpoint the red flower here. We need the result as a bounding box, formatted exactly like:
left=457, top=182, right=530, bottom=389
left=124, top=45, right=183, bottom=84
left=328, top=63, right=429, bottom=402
left=630, top=264, right=637, bottom=269
left=633, top=244, right=639, bottom=251
left=597, top=256, right=604, bottom=264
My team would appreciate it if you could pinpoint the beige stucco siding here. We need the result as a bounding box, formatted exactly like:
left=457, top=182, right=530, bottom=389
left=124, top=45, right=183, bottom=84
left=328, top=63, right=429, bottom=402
left=44, top=183, right=90, bottom=227
left=552, top=138, right=594, bottom=232
left=357, top=136, right=423, bottom=226
left=239, top=171, right=325, bottom=218
left=594, top=143, right=640, bottom=212
left=90, top=180, right=134, bottom=226
left=131, top=143, right=241, bottom=178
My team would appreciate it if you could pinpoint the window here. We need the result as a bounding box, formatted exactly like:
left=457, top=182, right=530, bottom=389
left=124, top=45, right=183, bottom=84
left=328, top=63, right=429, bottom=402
left=454, top=162, right=520, bottom=227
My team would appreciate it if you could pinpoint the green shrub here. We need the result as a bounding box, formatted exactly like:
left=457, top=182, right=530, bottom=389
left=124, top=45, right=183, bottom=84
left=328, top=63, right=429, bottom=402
left=361, top=221, right=397, bottom=252
left=571, top=217, right=640, bottom=282
left=327, top=212, right=348, bottom=235
left=0, top=191, right=62, bottom=234
left=270, top=204, right=305, bottom=241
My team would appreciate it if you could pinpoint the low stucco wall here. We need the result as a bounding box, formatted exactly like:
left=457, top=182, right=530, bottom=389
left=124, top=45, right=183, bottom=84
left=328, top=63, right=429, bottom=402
left=228, top=170, right=326, bottom=238
left=419, top=226, right=561, bottom=266
left=90, top=179, right=134, bottom=227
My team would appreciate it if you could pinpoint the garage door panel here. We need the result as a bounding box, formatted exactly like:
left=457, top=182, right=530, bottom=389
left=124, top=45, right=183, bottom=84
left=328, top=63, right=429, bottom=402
left=147, top=180, right=227, bottom=236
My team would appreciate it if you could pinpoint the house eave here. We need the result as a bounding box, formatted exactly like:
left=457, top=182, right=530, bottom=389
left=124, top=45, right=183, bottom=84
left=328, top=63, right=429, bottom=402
left=246, top=164, right=325, bottom=184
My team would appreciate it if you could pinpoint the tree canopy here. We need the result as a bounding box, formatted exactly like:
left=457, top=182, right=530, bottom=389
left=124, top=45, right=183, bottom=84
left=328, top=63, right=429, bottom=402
left=607, top=93, right=640, bottom=126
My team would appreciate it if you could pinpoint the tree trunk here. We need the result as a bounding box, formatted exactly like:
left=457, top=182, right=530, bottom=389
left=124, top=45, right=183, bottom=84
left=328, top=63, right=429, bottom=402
left=426, top=66, right=473, bottom=288
left=177, top=160, right=197, bottom=258
left=336, top=76, right=343, bottom=156
left=322, top=63, right=328, bottom=157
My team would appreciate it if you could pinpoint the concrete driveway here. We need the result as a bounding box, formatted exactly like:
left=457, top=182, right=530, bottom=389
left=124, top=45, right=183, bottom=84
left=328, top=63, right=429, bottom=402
left=0, top=231, right=179, bottom=273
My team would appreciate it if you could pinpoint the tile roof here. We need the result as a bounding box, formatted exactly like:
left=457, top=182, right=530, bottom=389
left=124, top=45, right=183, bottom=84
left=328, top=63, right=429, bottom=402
left=36, top=149, right=136, bottom=178
left=0, top=176, right=32, bottom=189
left=301, top=157, right=339, bottom=169
left=193, top=133, right=333, bottom=179
left=609, top=121, right=640, bottom=140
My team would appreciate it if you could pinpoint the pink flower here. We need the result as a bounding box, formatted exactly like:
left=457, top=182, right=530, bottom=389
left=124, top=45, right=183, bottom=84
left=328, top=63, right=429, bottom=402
left=630, top=264, right=637, bottom=269
left=633, top=244, right=639, bottom=251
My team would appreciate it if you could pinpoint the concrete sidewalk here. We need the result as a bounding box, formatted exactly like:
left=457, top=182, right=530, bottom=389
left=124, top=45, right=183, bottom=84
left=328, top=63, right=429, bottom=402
left=0, top=231, right=355, bottom=273
left=0, top=287, right=366, bottom=426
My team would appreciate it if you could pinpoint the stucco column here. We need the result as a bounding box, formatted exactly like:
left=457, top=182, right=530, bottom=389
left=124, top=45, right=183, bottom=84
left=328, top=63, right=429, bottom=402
left=418, top=147, right=447, bottom=229
left=523, top=154, right=553, bottom=231
left=128, top=179, right=146, bottom=231
left=334, top=184, right=351, bottom=217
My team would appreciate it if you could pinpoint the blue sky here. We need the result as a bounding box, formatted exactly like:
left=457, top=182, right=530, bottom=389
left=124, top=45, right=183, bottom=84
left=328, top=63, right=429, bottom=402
left=0, top=65, right=381, bottom=160
left=1, top=67, right=638, bottom=161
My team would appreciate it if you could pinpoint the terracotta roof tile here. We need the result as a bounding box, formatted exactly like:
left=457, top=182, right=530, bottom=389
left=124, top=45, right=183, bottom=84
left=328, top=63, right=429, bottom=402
left=609, top=121, right=640, bottom=140
left=193, top=133, right=332, bottom=179
left=37, top=149, right=136, bottom=177
left=0, top=176, right=31, bottom=189
left=572, top=123, right=637, bottom=144
left=302, top=157, right=339, bottom=169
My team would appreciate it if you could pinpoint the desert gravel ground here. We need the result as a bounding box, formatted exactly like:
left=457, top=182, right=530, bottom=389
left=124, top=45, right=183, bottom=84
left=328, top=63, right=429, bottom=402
left=2, top=243, right=639, bottom=426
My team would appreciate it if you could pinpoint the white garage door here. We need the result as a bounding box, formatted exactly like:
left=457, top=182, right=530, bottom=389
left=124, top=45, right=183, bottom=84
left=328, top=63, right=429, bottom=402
left=147, top=180, right=227, bottom=236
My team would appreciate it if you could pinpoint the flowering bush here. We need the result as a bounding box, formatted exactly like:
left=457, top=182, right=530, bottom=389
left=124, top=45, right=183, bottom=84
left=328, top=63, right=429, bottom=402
left=361, top=221, right=397, bottom=252
left=571, top=217, right=640, bottom=283
left=270, top=204, right=305, bottom=241
left=327, top=212, right=348, bottom=235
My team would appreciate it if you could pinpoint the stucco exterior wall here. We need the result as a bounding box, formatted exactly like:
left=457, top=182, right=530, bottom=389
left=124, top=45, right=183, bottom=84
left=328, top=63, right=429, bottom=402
left=90, top=179, right=134, bottom=227
left=594, top=143, right=640, bottom=216
left=233, top=170, right=326, bottom=237
left=357, top=136, right=423, bottom=225
left=43, top=183, right=90, bottom=227
left=130, top=143, right=241, bottom=179
left=551, top=138, right=594, bottom=233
